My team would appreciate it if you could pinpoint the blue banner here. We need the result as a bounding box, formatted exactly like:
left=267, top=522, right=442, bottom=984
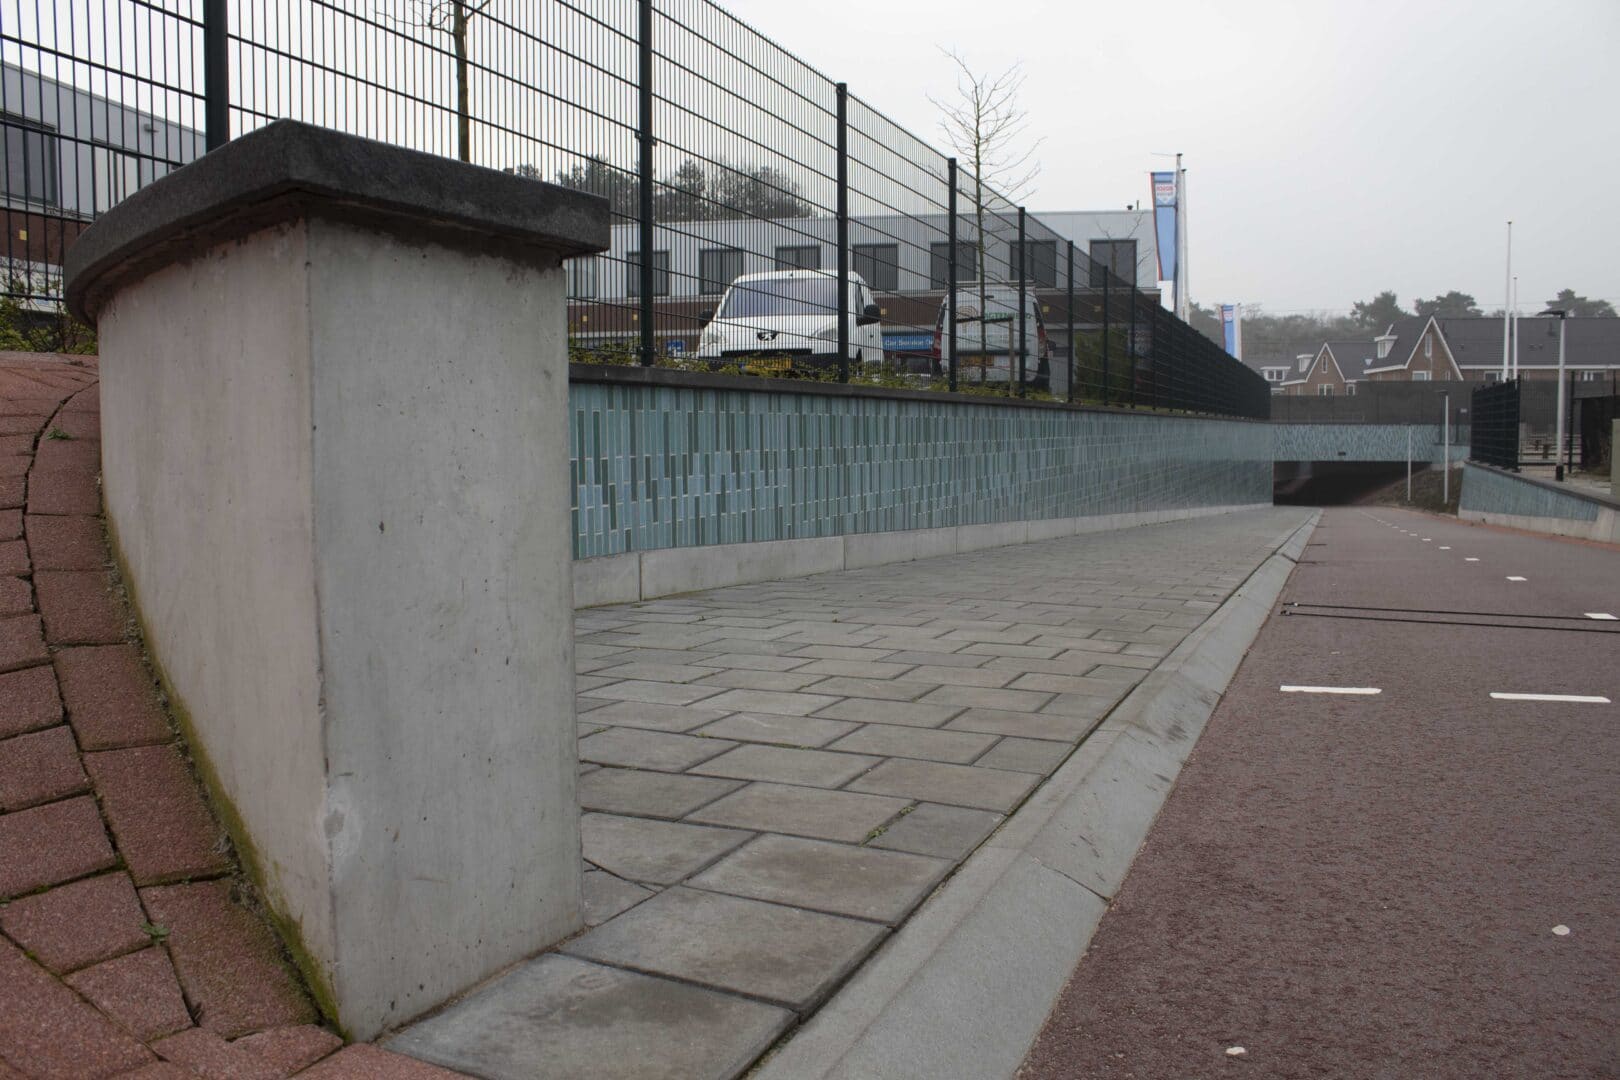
left=1221, top=304, right=1240, bottom=358
left=1151, top=171, right=1177, bottom=284
left=884, top=332, right=935, bottom=353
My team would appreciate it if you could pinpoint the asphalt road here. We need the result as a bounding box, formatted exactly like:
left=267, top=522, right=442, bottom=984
left=1019, top=506, right=1619, bottom=1080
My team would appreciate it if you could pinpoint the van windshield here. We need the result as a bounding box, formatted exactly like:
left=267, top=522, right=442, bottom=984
left=720, top=277, right=837, bottom=319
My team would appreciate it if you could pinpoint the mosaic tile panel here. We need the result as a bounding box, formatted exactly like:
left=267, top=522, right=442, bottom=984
left=1458, top=463, right=1601, bottom=522
left=568, top=383, right=1273, bottom=559
left=1270, top=424, right=1471, bottom=465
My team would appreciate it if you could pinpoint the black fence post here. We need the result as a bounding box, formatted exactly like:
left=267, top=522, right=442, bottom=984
left=204, top=0, right=229, bottom=150
left=1100, top=269, right=1111, bottom=407
left=947, top=158, right=958, bottom=393
left=1015, top=208, right=1027, bottom=396
left=835, top=82, right=850, bottom=384
left=1128, top=281, right=1138, bottom=408
left=636, top=0, right=655, bottom=365
left=1065, top=240, right=1075, bottom=403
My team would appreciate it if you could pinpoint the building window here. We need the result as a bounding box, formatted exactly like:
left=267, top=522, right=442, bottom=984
left=1345, top=382, right=1356, bottom=396
left=1412, top=370, right=1431, bottom=382
left=2, top=116, right=60, bottom=207
left=929, top=242, right=975, bottom=289
left=1424, top=335, right=1433, bottom=359
left=1377, top=339, right=1391, bottom=359
left=852, top=243, right=899, bottom=292
left=1264, top=369, right=1283, bottom=382
left=1088, top=239, right=1137, bottom=287
left=775, top=244, right=819, bottom=271
left=698, top=248, right=744, bottom=296
left=1317, top=384, right=1333, bottom=396
left=1009, top=240, right=1058, bottom=287
left=1581, top=370, right=1604, bottom=381
left=566, top=256, right=598, bottom=299
left=626, top=250, right=670, bottom=297
left=1484, top=370, right=1501, bottom=383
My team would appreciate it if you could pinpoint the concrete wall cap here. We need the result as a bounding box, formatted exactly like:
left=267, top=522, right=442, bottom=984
left=64, top=119, right=611, bottom=322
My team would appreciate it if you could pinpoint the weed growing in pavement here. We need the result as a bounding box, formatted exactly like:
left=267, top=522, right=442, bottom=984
left=45, top=427, right=71, bottom=440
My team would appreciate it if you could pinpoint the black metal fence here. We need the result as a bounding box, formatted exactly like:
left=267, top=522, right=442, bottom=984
left=2, top=0, right=1267, bottom=419
left=1470, top=378, right=1520, bottom=470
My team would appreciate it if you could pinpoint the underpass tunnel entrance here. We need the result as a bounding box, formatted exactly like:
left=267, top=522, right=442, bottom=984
left=1275, top=460, right=1427, bottom=506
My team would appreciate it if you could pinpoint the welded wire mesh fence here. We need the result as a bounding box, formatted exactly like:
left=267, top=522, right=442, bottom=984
left=1, top=0, right=1266, bottom=418
left=1470, top=378, right=1520, bottom=469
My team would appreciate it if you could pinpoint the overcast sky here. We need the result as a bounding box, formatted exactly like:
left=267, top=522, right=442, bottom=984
left=719, top=0, right=1619, bottom=316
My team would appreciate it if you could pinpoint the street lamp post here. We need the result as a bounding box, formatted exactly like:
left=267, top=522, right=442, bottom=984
left=1540, top=308, right=1569, bottom=481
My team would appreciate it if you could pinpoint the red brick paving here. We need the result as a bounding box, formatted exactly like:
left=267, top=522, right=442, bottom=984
left=26, top=513, right=106, bottom=571
left=85, top=745, right=230, bottom=885
left=65, top=947, right=193, bottom=1042
left=56, top=644, right=170, bottom=749
left=0, top=872, right=150, bottom=974
left=0, top=663, right=60, bottom=737
left=0, top=795, right=117, bottom=896
left=141, top=881, right=317, bottom=1038
left=0, top=724, right=89, bottom=810
left=0, top=357, right=448, bottom=1078
left=34, top=569, right=127, bottom=645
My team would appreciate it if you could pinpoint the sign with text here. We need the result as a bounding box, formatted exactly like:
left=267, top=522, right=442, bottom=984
left=1151, top=171, right=1177, bottom=284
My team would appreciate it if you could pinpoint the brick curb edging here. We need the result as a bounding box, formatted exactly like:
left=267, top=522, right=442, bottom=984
left=749, top=510, right=1320, bottom=1080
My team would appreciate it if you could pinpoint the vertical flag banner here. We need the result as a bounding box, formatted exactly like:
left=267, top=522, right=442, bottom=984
left=1151, top=171, right=1178, bottom=284
left=1221, top=303, right=1242, bottom=359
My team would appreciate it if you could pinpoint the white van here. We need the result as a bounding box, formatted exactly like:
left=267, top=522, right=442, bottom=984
left=930, top=285, right=1052, bottom=389
left=696, top=269, right=884, bottom=376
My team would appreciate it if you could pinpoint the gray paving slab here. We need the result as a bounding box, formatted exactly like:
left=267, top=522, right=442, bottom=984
left=693, top=712, right=860, bottom=748
left=694, top=652, right=816, bottom=671
left=791, top=659, right=917, bottom=679
left=581, top=812, right=751, bottom=885
left=692, top=744, right=879, bottom=788
left=686, top=782, right=909, bottom=843
left=562, top=886, right=886, bottom=1011
left=826, top=723, right=998, bottom=765
left=576, top=699, right=732, bottom=733
left=944, top=707, right=1100, bottom=742
left=387, top=954, right=792, bottom=1080
left=878, top=649, right=989, bottom=668
left=583, top=678, right=730, bottom=706
left=691, top=834, right=951, bottom=925
left=1039, top=692, right=1127, bottom=719
left=695, top=668, right=830, bottom=692
left=917, top=684, right=1055, bottom=712
left=578, top=727, right=737, bottom=771
left=590, top=661, right=722, bottom=683
left=846, top=758, right=1040, bottom=812
left=579, top=768, right=744, bottom=819
left=802, top=676, right=934, bottom=702
left=1007, top=672, right=1143, bottom=696
left=868, top=802, right=1003, bottom=860
left=813, top=698, right=964, bottom=728
left=974, top=736, right=1073, bottom=774
left=698, top=688, right=844, bottom=716
left=898, top=665, right=1019, bottom=688
left=582, top=869, right=654, bottom=926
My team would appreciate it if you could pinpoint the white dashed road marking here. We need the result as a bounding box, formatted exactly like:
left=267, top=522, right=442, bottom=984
left=1439, top=546, right=1451, bottom=550
left=1507, top=576, right=1527, bottom=582
left=1465, top=557, right=1480, bottom=562
left=1280, top=686, right=1383, bottom=695
left=1586, top=613, right=1617, bottom=620
left=1490, top=693, right=1611, bottom=704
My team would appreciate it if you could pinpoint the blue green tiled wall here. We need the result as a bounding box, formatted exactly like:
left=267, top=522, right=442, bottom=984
left=568, top=382, right=1272, bottom=559
left=1271, top=424, right=1471, bottom=464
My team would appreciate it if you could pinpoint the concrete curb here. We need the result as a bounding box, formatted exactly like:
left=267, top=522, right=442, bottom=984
left=751, top=509, right=1321, bottom=1080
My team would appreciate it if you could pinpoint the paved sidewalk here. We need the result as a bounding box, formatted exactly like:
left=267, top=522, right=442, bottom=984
left=0, top=356, right=459, bottom=1079
left=393, top=504, right=1313, bottom=1080
left=1019, top=506, right=1619, bottom=1079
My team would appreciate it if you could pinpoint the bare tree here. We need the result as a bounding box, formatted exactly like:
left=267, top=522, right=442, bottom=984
left=386, top=1, right=493, bottom=162
left=929, top=48, right=1042, bottom=381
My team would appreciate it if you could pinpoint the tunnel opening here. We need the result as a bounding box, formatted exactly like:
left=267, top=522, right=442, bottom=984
left=1274, top=461, right=1430, bottom=506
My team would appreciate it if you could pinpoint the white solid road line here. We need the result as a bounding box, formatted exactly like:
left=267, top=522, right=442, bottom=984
left=1587, top=613, right=1618, bottom=620
left=1507, top=576, right=1527, bottom=582
left=1280, top=685, right=1383, bottom=695
left=1465, top=557, right=1480, bottom=562
left=1439, top=546, right=1451, bottom=550
left=1490, top=693, right=1612, bottom=704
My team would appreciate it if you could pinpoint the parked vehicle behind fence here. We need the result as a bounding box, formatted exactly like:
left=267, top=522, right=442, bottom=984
left=930, top=285, right=1051, bottom=389
left=696, top=270, right=884, bottom=376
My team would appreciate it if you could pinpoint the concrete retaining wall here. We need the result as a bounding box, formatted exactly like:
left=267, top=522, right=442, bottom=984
left=1458, top=461, right=1620, bottom=542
